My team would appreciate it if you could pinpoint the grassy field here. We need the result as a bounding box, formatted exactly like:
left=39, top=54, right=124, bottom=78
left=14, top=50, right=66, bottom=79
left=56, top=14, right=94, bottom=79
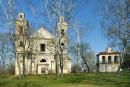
left=0, top=72, right=130, bottom=87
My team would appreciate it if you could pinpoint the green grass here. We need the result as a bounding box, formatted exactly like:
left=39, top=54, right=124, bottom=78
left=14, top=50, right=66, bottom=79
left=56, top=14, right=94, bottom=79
left=0, top=72, right=130, bottom=87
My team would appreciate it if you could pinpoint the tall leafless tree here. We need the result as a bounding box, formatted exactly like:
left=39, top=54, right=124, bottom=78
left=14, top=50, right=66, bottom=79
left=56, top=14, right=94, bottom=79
left=100, top=0, right=130, bottom=74
left=0, top=33, right=10, bottom=72
left=80, top=43, right=96, bottom=72
left=0, top=0, right=22, bottom=78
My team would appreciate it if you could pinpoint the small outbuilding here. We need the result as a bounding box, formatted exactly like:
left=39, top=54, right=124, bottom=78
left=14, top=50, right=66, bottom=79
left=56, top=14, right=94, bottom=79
left=96, top=47, right=121, bottom=72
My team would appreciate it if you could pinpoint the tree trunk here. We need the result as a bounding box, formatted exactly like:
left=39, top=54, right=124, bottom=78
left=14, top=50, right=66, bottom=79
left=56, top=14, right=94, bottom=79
left=29, top=53, right=33, bottom=74
left=55, top=53, right=60, bottom=80
left=76, top=45, right=80, bottom=74
left=117, top=53, right=124, bottom=75
left=84, top=60, right=90, bottom=72
left=22, top=35, right=26, bottom=79
left=60, top=54, right=63, bottom=77
left=2, top=61, right=6, bottom=73
left=22, top=53, right=26, bottom=78
left=17, top=57, right=22, bottom=79
left=116, top=45, right=126, bottom=75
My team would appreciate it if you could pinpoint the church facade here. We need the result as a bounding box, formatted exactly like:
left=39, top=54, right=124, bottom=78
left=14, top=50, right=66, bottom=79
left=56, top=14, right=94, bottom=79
left=96, top=47, right=121, bottom=72
left=15, top=12, right=71, bottom=75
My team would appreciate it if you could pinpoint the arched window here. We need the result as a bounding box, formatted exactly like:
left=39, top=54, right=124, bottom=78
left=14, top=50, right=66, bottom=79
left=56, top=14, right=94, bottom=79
left=40, top=44, right=45, bottom=52
left=61, top=42, right=64, bottom=47
left=20, top=14, right=23, bottom=18
left=61, top=29, right=64, bottom=35
left=40, top=59, right=46, bottom=62
left=102, top=56, right=105, bottom=63
left=108, top=56, right=111, bottom=63
left=114, top=56, right=118, bottom=63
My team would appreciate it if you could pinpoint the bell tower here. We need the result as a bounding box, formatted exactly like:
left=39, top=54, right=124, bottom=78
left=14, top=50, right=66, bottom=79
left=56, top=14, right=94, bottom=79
left=15, top=12, right=29, bottom=75
left=15, top=12, right=28, bottom=35
left=56, top=16, right=71, bottom=74
left=56, top=16, right=68, bottom=49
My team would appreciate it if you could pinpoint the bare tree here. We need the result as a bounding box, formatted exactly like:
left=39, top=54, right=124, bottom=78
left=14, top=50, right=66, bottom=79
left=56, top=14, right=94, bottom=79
left=0, top=0, right=16, bottom=74
left=69, top=43, right=81, bottom=74
left=14, top=20, right=36, bottom=78
left=70, top=41, right=95, bottom=73
left=80, top=42, right=91, bottom=72
left=100, top=0, right=130, bottom=74
left=80, top=48, right=96, bottom=72
left=0, top=33, right=10, bottom=72
left=100, top=0, right=130, bottom=73
left=0, top=0, right=22, bottom=78
left=69, top=20, right=84, bottom=74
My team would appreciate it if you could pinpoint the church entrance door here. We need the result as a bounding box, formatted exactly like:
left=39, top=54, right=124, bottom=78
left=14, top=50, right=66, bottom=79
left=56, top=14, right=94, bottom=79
left=41, top=67, right=46, bottom=74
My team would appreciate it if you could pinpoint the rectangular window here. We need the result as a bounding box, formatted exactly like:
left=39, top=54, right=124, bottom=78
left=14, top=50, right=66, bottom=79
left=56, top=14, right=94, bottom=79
left=108, top=56, right=111, bottom=63
left=41, top=67, right=46, bottom=73
left=19, top=26, right=23, bottom=34
left=61, top=29, right=65, bottom=36
left=19, top=41, right=23, bottom=47
left=114, top=56, right=118, bottom=63
left=40, top=44, right=45, bottom=52
left=102, top=56, right=105, bottom=63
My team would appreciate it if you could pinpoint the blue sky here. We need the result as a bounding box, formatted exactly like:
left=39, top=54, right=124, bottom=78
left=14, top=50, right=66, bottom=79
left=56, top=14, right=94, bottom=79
left=73, top=0, right=109, bottom=54
left=1, top=0, right=109, bottom=54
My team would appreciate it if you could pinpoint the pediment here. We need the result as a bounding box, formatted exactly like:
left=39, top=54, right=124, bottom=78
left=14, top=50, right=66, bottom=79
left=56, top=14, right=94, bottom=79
left=32, top=27, right=54, bottom=39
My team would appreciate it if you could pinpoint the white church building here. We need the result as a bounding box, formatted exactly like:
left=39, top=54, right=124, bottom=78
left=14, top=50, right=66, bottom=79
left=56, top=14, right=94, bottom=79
left=96, top=47, right=121, bottom=72
left=14, top=12, right=71, bottom=75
